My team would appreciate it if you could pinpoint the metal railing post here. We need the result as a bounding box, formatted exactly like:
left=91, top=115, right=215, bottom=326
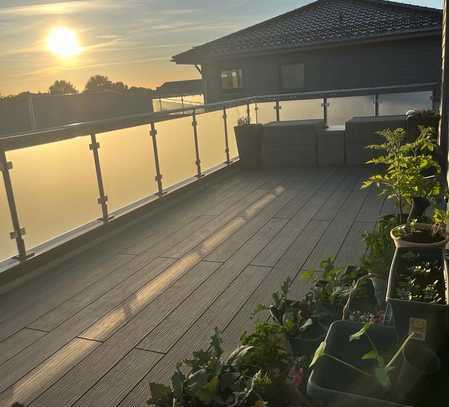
left=254, top=103, right=259, bottom=124
left=274, top=99, right=281, bottom=122
left=374, top=94, right=379, bottom=116
left=431, top=88, right=438, bottom=111
left=0, top=149, right=29, bottom=261
left=150, top=122, right=164, bottom=195
left=246, top=103, right=251, bottom=124
left=322, top=97, right=329, bottom=127
left=223, top=107, right=231, bottom=164
left=89, top=134, right=110, bottom=223
left=192, top=110, right=202, bottom=177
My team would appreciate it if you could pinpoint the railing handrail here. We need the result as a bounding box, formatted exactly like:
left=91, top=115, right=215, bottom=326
left=0, top=82, right=438, bottom=151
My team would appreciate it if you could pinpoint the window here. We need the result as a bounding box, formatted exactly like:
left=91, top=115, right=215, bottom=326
left=221, top=69, right=243, bottom=90
left=281, top=63, right=305, bottom=90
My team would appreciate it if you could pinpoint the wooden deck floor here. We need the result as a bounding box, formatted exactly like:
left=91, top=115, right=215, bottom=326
left=0, top=166, right=391, bottom=407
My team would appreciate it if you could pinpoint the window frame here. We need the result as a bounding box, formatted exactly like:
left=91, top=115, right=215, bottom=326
left=220, top=68, right=244, bottom=91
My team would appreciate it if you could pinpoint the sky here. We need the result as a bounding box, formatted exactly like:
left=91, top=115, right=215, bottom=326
left=0, top=0, right=444, bottom=96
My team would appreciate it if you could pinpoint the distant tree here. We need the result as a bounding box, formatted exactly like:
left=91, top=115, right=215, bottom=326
left=111, top=81, right=128, bottom=93
left=48, top=80, right=78, bottom=95
left=84, top=75, right=129, bottom=93
left=84, top=75, right=113, bottom=92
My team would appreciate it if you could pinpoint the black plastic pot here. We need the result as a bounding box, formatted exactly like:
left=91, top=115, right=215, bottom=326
left=288, top=323, right=325, bottom=357
left=307, top=321, right=410, bottom=407
left=397, top=341, right=441, bottom=403
left=234, top=124, right=263, bottom=168
left=386, top=247, right=449, bottom=353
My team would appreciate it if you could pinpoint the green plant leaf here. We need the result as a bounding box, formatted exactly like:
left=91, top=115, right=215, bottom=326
left=310, top=340, right=326, bottom=368
left=226, top=345, right=254, bottom=365
left=349, top=322, right=372, bottom=342
left=361, top=350, right=377, bottom=360
left=148, top=382, right=172, bottom=404
left=374, top=367, right=392, bottom=389
left=196, top=376, right=219, bottom=403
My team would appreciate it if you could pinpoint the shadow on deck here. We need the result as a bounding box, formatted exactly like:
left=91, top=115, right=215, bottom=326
left=0, top=166, right=390, bottom=407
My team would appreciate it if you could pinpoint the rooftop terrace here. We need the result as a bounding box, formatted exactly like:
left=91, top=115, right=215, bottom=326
left=0, top=165, right=388, bottom=406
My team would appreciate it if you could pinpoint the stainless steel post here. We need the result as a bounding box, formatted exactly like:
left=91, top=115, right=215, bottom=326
left=374, top=94, right=380, bottom=116
left=89, top=134, right=110, bottom=222
left=322, top=97, right=329, bottom=127
left=192, top=110, right=202, bottom=177
left=150, top=122, right=164, bottom=195
left=0, top=149, right=29, bottom=261
left=223, top=107, right=231, bottom=164
left=275, top=99, right=281, bottom=122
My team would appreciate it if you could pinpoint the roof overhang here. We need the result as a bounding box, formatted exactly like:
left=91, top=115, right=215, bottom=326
left=172, top=28, right=441, bottom=65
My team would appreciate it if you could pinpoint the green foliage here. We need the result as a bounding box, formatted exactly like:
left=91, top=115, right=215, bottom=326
left=239, top=322, right=292, bottom=381
left=396, top=257, right=445, bottom=304
left=148, top=329, right=261, bottom=407
left=361, top=216, right=400, bottom=278
left=362, top=127, right=441, bottom=218
left=431, top=208, right=449, bottom=237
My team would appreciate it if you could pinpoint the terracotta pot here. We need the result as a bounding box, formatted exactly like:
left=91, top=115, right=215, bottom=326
left=390, top=223, right=448, bottom=249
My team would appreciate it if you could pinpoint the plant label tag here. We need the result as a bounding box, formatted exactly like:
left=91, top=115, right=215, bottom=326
left=409, top=318, right=427, bottom=341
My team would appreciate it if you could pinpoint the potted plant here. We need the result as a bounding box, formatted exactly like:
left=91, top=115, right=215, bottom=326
left=361, top=216, right=401, bottom=306
left=307, top=321, right=441, bottom=406
left=390, top=209, right=449, bottom=249
left=148, top=330, right=264, bottom=407
left=386, top=247, right=449, bottom=353
left=301, top=258, right=377, bottom=324
left=363, top=127, right=442, bottom=224
left=254, top=279, right=326, bottom=358
left=405, top=109, right=440, bottom=143
left=234, top=116, right=263, bottom=169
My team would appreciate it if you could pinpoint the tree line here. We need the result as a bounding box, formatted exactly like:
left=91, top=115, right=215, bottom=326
left=1, top=75, right=152, bottom=100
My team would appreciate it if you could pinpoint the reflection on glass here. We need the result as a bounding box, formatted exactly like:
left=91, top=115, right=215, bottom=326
left=255, top=102, right=276, bottom=124
left=0, top=181, right=16, bottom=261
left=6, top=136, right=99, bottom=250
left=153, top=95, right=204, bottom=112
left=328, top=96, right=374, bottom=126
left=97, top=125, right=156, bottom=212
left=379, top=92, right=432, bottom=116
left=156, top=116, right=197, bottom=188
left=280, top=99, right=323, bottom=122
left=197, top=110, right=226, bottom=171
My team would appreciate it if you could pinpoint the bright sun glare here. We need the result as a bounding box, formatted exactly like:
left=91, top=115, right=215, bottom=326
left=47, top=27, right=81, bottom=58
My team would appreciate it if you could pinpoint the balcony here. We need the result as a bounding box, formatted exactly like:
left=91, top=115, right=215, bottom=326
left=0, top=83, right=440, bottom=406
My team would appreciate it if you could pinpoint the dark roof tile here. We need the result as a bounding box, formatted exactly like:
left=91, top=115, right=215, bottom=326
left=173, top=0, right=441, bottom=63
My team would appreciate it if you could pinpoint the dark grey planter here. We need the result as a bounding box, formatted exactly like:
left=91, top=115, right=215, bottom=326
left=234, top=124, right=263, bottom=168
left=307, top=321, right=411, bottom=407
left=386, top=247, right=449, bottom=354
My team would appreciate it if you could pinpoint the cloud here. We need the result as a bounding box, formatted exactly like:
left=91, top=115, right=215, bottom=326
left=0, top=1, right=120, bottom=17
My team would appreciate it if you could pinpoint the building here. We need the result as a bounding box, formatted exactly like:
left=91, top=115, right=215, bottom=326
left=173, top=0, right=442, bottom=103
left=153, top=79, right=204, bottom=112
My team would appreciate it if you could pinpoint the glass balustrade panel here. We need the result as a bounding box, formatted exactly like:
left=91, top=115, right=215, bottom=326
left=196, top=110, right=226, bottom=171
left=97, top=125, right=156, bottom=212
left=156, top=116, right=197, bottom=188
left=6, top=136, right=99, bottom=250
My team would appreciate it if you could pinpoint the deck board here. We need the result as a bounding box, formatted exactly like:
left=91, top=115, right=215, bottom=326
left=0, top=166, right=383, bottom=407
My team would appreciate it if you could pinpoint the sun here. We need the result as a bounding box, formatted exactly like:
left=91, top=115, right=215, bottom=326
left=47, top=27, right=81, bottom=58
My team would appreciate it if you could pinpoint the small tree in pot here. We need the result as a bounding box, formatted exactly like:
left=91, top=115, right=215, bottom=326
left=363, top=127, right=443, bottom=241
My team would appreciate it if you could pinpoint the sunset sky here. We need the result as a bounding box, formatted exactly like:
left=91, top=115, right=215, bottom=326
left=0, top=0, right=443, bottom=96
